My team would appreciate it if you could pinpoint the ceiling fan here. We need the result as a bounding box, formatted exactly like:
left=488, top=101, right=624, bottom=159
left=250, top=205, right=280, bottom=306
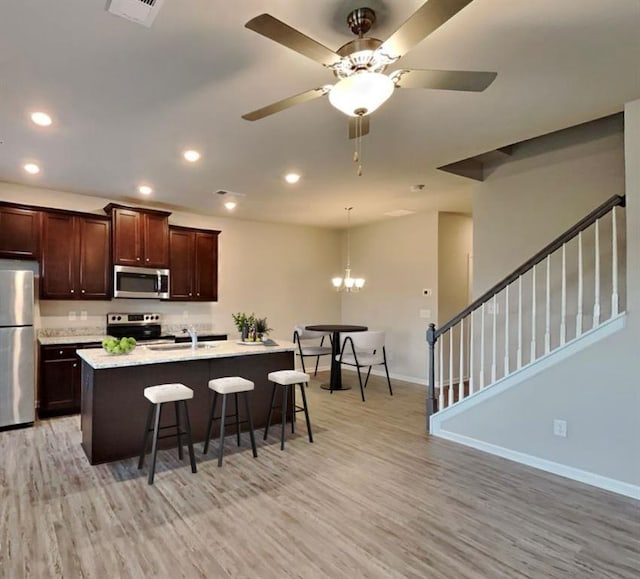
left=241, top=0, right=497, bottom=139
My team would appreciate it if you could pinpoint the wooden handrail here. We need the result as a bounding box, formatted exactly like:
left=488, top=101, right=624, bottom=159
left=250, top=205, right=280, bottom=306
left=435, top=194, right=625, bottom=338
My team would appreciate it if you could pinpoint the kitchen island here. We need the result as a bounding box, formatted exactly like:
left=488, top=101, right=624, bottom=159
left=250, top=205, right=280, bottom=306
left=77, top=340, right=295, bottom=464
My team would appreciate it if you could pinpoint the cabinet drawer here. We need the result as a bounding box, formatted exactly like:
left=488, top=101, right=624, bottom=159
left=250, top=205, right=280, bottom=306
left=41, top=345, right=78, bottom=361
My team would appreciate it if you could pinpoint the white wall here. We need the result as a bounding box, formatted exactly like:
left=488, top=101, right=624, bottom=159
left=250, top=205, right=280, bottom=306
left=0, top=182, right=341, bottom=343
left=340, top=212, right=440, bottom=382
left=438, top=112, right=640, bottom=492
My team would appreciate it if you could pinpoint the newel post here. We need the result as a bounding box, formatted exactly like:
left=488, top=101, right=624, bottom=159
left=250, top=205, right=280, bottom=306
left=426, top=323, right=438, bottom=432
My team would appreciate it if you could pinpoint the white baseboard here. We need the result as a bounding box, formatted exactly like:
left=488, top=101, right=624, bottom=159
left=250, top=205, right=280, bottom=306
left=432, top=430, right=640, bottom=500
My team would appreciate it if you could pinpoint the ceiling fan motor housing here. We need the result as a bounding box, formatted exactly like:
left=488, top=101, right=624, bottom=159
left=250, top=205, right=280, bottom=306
left=347, top=7, right=376, bottom=37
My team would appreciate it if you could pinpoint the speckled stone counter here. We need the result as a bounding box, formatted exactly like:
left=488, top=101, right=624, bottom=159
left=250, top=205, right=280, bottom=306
left=77, top=339, right=295, bottom=369
left=38, top=335, right=110, bottom=346
left=80, top=340, right=295, bottom=464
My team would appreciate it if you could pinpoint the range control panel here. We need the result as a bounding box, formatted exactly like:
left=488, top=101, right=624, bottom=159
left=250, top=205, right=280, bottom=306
left=107, top=312, right=162, bottom=325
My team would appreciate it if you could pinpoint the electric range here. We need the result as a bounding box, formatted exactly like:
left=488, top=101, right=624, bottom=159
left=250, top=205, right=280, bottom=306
left=106, top=312, right=173, bottom=343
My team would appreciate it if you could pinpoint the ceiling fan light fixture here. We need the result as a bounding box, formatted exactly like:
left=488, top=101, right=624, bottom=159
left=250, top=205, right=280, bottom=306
left=328, top=72, right=394, bottom=117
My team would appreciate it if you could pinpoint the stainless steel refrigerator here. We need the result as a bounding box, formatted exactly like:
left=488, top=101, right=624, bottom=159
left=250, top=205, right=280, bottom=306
left=0, top=270, right=35, bottom=429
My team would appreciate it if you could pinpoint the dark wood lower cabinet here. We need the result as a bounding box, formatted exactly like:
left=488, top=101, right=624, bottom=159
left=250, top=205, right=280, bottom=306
left=39, top=343, right=100, bottom=417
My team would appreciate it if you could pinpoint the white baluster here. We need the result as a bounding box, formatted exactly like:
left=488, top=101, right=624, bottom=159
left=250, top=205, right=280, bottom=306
left=480, top=303, right=486, bottom=389
left=576, top=231, right=583, bottom=337
left=504, top=285, right=510, bottom=376
left=611, top=207, right=619, bottom=316
left=491, top=294, right=497, bottom=383
left=531, top=266, right=537, bottom=363
left=517, top=275, right=523, bottom=369
left=458, top=318, right=464, bottom=402
left=469, top=311, right=475, bottom=394
left=438, top=334, right=444, bottom=411
left=560, top=244, right=567, bottom=346
left=448, top=329, right=454, bottom=407
left=544, top=255, right=551, bottom=354
left=593, top=219, right=601, bottom=328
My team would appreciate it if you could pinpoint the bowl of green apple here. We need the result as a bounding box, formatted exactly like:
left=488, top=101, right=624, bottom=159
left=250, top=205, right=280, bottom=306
left=102, top=337, right=137, bottom=355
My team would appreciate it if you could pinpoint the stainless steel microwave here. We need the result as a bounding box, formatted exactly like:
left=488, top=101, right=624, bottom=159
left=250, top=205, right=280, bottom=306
left=113, top=265, right=170, bottom=299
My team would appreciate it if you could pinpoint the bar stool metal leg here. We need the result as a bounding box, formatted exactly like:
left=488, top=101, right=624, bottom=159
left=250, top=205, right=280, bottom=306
left=218, top=393, right=228, bottom=467
left=181, top=400, right=197, bottom=473
left=243, top=392, right=258, bottom=458
left=234, top=392, right=241, bottom=446
left=203, top=392, right=218, bottom=455
left=138, top=402, right=155, bottom=469
left=280, top=384, right=288, bottom=451
left=298, top=382, right=314, bottom=443
left=174, top=401, right=183, bottom=460
left=264, top=383, right=277, bottom=440
left=148, top=403, right=163, bottom=485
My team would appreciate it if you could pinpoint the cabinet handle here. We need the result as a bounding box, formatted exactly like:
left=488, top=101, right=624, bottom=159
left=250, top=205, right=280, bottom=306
left=197, top=293, right=200, bottom=297
left=81, top=289, right=85, bottom=294
left=137, top=257, right=141, bottom=261
left=70, top=289, right=74, bottom=294
left=189, top=293, right=192, bottom=297
left=146, top=258, right=150, bottom=262
left=59, top=350, right=63, bottom=355
left=73, top=364, right=77, bottom=368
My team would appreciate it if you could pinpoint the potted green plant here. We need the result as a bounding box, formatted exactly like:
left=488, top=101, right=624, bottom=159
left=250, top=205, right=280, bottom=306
left=232, top=312, right=272, bottom=341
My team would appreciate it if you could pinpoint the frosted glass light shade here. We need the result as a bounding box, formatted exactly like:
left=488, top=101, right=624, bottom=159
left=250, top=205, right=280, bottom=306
left=329, top=72, right=394, bottom=117
left=332, top=277, right=343, bottom=288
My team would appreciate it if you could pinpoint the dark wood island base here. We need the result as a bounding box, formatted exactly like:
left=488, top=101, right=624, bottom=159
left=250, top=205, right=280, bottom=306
left=81, top=350, right=294, bottom=464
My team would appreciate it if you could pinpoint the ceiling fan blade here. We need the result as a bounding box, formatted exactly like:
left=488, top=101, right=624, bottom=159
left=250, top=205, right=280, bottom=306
left=379, top=0, right=474, bottom=59
left=394, top=69, right=497, bottom=91
left=348, top=116, right=370, bottom=140
left=242, top=87, right=330, bottom=121
left=246, top=14, right=341, bottom=67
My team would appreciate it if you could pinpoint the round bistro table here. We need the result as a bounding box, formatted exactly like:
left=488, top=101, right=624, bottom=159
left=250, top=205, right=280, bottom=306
left=305, top=324, right=368, bottom=391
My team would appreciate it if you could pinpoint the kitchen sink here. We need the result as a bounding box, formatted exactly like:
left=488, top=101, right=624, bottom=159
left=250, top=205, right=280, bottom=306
left=145, top=342, right=216, bottom=351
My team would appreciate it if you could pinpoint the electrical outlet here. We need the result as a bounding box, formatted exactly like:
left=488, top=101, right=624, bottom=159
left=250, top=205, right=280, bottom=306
left=68, top=311, right=77, bottom=321
left=422, top=288, right=432, bottom=297
left=80, top=311, right=87, bottom=321
left=553, top=419, right=567, bottom=438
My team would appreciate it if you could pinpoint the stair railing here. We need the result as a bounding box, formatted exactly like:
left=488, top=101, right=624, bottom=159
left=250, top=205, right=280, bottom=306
left=426, top=194, right=626, bottom=430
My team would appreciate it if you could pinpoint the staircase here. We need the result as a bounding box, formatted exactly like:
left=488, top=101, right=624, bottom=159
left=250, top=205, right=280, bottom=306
left=426, top=194, right=626, bottom=430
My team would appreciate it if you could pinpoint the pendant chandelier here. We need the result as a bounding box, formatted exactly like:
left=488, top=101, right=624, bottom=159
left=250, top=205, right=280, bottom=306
left=332, top=207, right=365, bottom=292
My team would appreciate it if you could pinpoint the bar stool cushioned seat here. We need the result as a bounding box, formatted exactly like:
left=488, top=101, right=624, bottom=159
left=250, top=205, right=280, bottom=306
left=264, top=370, right=313, bottom=450
left=204, top=376, right=258, bottom=466
left=138, top=383, right=197, bottom=485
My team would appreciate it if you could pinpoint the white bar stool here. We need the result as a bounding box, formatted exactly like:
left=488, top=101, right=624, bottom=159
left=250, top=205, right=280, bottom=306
left=204, top=376, right=258, bottom=467
left=138, top=383, right=197, bottom=485
left=264, top=370, right=313, bottom=450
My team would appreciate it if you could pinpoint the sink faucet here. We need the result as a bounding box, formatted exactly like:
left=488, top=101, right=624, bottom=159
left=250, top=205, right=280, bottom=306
left=182, top=325, right=198, bottom=349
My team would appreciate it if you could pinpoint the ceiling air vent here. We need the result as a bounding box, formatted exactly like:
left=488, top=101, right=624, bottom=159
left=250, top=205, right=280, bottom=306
left=106, top=0, right=165, bottom=28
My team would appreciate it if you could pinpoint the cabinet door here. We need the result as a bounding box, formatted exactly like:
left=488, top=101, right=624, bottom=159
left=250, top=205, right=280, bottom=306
left=78, top=216, right=111, bottom=299
left=143, top=212, right=169, bottom=267
left=40, top=357, right=77, bottom=416
left=41, top=213, right=77, bottom=299
left=169, top=229, right=193, bottom=299
left=0, top=205, right=41, bottom=259
left=194, top=231, right=218, bottom=300
left=112, top=208, right=142, bottom=266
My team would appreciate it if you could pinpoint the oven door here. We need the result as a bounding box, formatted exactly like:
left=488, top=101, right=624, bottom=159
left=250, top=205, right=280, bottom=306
left=113, top=265, right=170, bottom=299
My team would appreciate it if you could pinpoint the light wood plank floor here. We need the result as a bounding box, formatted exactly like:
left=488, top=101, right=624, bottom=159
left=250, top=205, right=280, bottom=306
left=1, top=372, right=638, bottom=578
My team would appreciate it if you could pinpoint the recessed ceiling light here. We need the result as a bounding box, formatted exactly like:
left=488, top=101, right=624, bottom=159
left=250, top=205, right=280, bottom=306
left=138, top=185, right=153, bottom=195
left=224, top=201, right=237, bottom=211
left=30, top=111, right=52, bottom=127
left=23, top=163, right=40, bottom=174
left=284, top=172, right=300, bottom=184
left=183, top=150, right=201, bottom=163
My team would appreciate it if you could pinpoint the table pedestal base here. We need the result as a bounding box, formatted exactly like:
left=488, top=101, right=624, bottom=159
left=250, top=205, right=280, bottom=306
left=320, top=384, right=351, bottom=391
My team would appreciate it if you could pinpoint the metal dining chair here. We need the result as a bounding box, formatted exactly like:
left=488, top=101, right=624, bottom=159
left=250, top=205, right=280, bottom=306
left=292, top=325, right=333, bottom=376
left=337, top=330, right=393, bottom=402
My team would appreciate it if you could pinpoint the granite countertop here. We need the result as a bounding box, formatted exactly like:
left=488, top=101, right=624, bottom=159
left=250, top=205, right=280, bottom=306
left=77, top=339, right=295, bottom=369
left=38, top=335, right=111, bottom=346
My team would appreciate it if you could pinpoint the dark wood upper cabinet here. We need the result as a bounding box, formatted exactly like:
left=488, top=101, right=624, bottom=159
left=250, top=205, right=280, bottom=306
left=105, top=204, right=170, bottom=268
left=0, top=204, right=41, bottom=259
left=41, top=211, right=111, bottom=300
left=169, top=226, right=219, bottom=301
